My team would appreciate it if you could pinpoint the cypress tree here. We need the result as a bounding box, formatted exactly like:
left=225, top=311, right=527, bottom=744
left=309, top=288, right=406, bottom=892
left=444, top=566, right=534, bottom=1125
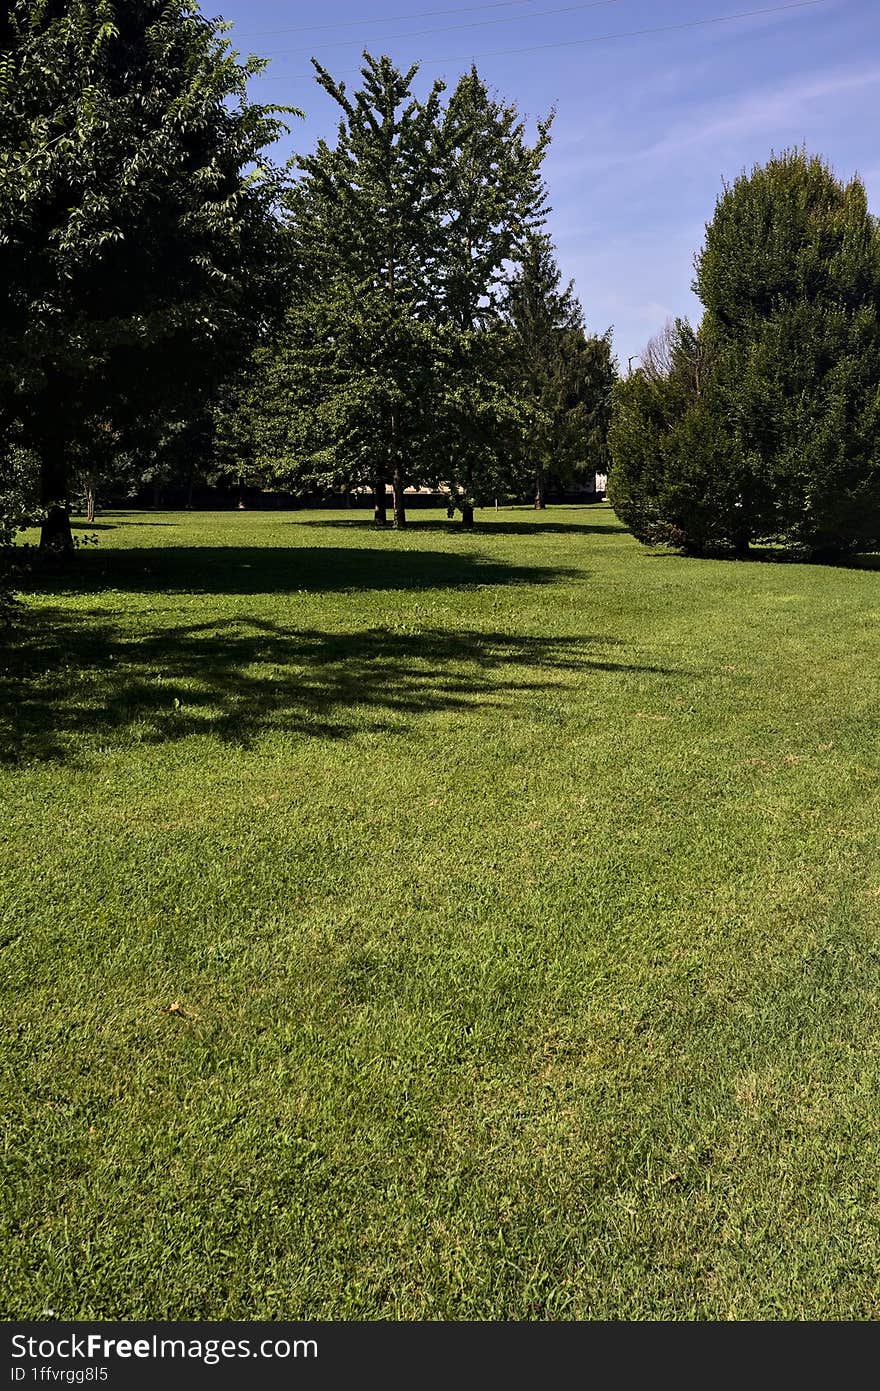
left=696, top=149, right=880, bottom=560
left=610, top=151, right=880, bottom=561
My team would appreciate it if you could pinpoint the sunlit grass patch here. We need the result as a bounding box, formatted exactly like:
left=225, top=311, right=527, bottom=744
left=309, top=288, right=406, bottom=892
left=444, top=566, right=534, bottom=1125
left=2, top=504, right=879, bottom=1319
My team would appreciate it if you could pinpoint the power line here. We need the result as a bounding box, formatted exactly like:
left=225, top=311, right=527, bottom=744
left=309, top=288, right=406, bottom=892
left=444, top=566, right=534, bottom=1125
left=250, top=0, right=831, bottom=81
left=249, top=0, right=627, bottom=60
left=233, top=1, right=543, bottom=40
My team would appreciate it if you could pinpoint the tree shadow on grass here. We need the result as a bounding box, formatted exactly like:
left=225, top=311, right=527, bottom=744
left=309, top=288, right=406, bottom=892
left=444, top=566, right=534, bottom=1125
left=69, top=519, right=182, bottom=531
left=15, top=545, right=577, bottom=598
left=296, top=514, right=625, bottom=537
left=0, top=613, right=677, bottom=765
left=640, top=546, right=880, bottom=571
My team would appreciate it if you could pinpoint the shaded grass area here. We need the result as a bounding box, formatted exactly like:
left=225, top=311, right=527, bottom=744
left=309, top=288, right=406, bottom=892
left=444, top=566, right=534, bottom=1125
left=13, top=543, right=575, bottom=598
left=0, top=618, right=671, bottom=764
left=294, top=516, right=623, bottom=536
left=2, top=505, right=880, bottom=1319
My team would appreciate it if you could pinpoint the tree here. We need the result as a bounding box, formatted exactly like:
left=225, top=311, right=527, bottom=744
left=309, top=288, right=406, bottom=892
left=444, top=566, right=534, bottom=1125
left=608, top=318, right=751, bottom=556
left=640, top=319, right=680, bottom=383
left=610, top=151, right=880, bottom=561
left=697, top=150, right=878, bottom=559
left=695, top=150, right=880, bottom=561
left=0, top=0, right=294, bottom=552
left=231, top=56, right=554, bottom=531
left=0, top=442, right=39, bottom=617
left=253, top=54, right=447, bottom=529
left=70, top=419, right=126, bottom=522
left=504, top=235, right=615, bottom=507
left=432, top=68, right=552, bottom=525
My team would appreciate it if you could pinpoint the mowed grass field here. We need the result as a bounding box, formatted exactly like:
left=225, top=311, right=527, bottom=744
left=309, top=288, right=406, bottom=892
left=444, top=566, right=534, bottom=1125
left=2, top=504, right=879, bottom=1320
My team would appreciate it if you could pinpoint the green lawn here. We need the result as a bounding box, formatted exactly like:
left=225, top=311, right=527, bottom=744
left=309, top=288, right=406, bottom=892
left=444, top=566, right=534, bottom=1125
left=2, top=504, right=879, bottom=1319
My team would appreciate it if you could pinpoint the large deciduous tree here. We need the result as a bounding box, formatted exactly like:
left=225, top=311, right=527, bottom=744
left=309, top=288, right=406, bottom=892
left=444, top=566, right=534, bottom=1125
left=0, top=0, right=293, bottom=552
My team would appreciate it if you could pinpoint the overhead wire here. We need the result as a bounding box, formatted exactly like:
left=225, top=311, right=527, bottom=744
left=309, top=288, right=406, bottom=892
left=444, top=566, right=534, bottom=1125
left=233, top=0, right=544, bottom=40
left=247, top=0, right=628, bottom=60
left=246, top=0, right=831, bottom=82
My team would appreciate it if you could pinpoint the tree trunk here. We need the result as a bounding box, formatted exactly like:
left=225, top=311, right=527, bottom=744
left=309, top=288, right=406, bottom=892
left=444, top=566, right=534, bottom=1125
left=392, top=468, right=407, bottom=529
left=809, top=544, right=843, bottom=565
left=733, top=518, right=751, bottom=559
left=460, top=502, right=474, bottom=529
left=534, top=468, right=546, bottom=509
left=373, top=476, right=387, bottom=526
left=85, top=483, right=96, bottom=524
left=39, top=443, right=73, bottom=554
left=40, top=505, right=73, bottom=553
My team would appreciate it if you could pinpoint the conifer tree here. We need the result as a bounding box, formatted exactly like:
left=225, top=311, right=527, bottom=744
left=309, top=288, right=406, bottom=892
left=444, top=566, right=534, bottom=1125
left=505, top=236, right=615, bottom=507
left=267, top=55, right=447, bottom=528
left=233, top=56, right=554, bottom=531
left=432, top=69, right=552, bottom=525
left=610, top=152, right=880, bottom=560
left=696, top=150, right=880, bottom=559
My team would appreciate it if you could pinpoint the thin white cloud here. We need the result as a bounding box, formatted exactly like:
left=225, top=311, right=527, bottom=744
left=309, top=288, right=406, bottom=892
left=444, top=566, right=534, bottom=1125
left=641, top=64, right=880, bottom=166
left=553, top=63, right=880, bottom=178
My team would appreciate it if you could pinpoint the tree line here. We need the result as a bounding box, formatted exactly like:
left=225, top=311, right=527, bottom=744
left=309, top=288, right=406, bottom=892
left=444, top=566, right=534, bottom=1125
left=0, top=0, right=615, bottom=579
left=2, top=3, right=877, bottom=594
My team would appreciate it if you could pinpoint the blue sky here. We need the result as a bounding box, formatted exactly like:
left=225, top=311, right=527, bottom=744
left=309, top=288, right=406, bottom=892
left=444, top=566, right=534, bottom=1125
left=215, top=0, right=879, bottom=368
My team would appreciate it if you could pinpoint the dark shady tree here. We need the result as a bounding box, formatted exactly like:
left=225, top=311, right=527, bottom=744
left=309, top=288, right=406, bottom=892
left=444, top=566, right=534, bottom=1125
left=0, top=0, right=294, bottom=553
left=0, top=442, right=39, bottom=618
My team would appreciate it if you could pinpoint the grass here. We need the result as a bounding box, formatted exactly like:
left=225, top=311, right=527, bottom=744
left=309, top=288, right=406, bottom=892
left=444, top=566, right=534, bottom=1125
left=2, top=503, right=879, bottom=1320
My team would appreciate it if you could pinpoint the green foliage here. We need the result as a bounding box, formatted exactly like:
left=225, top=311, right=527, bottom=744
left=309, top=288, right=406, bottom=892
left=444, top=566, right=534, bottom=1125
left=0, top=0, right=296, bottom=545
left=0, top=445, right=39, bottom=613
left=424, top=326, right=531, bottom=509
left=609, top=320, right=751, bottom=555
left=225, top=55, right=446, bottom=521
left=229, top=55, right=552, bottom=523
left=505, top=235, right=616, bottom=504
left=435, top=66, right=551, bottom=333
left=611, top=151, right=880, bottom=560
left=429, top=69, right=551, bottom=514
left=696, top=149, right=880, bottom=559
